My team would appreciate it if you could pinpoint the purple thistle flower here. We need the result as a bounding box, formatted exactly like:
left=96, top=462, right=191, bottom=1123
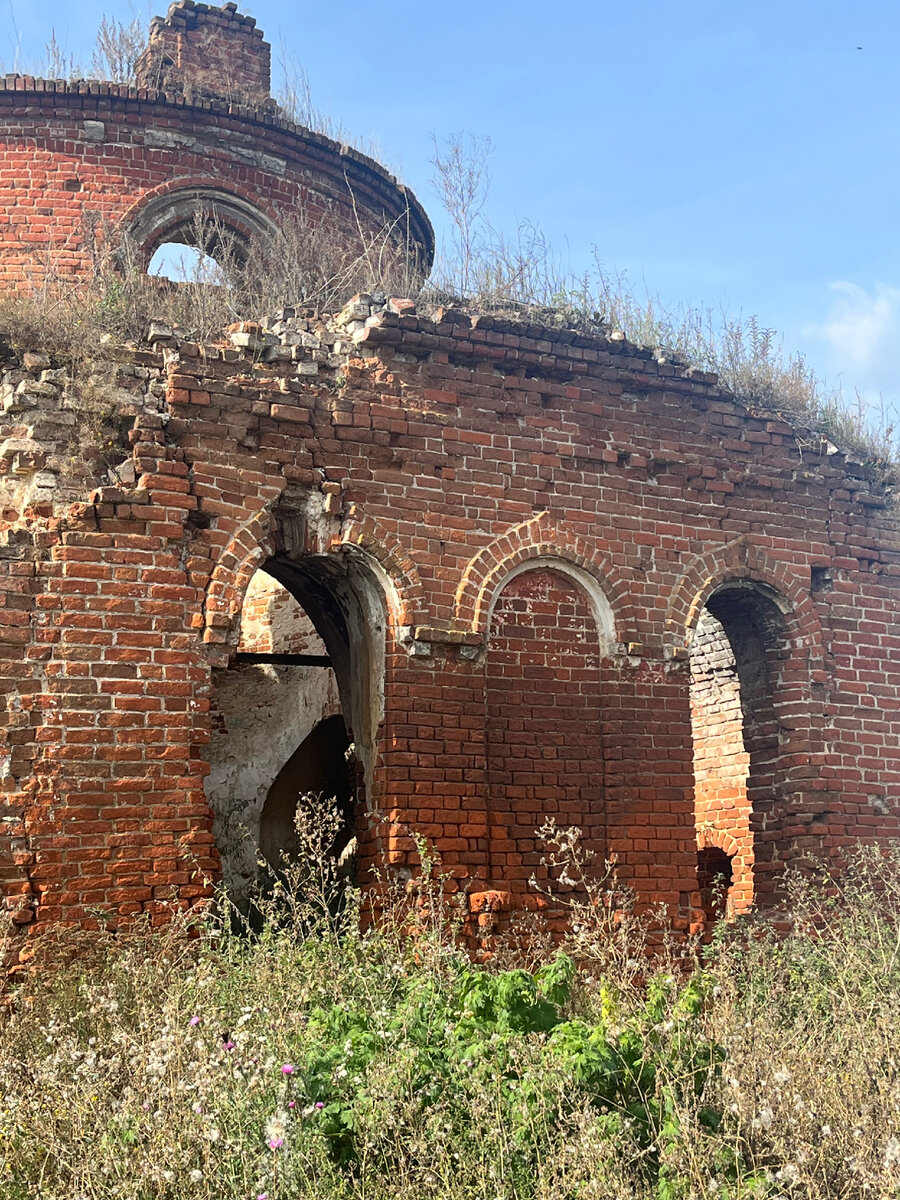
left=267, top=1137, right=283, bottom=1150
left=315, top=1101, right=325, bottom=1110
left=281, top=1063, right=295, bottom=1076
left=189, top=1015, right=200, bottom=1027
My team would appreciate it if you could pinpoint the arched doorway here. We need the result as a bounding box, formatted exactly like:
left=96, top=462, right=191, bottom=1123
left=690, top=582, right=792, bottom=915
left=204, top=550, right=387, bottom=909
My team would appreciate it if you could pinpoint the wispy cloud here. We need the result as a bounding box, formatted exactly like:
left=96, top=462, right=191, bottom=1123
left=806, top=282, right=900, bottom=402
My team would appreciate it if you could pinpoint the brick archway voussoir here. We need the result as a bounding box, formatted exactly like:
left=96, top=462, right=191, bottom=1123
left=204, top=505, right=425, bottom=647
left=664, top=537, right=826, bottom=670
left=335, top=510, right=425, bottom=629
left=454, top=515, right=629, bottom=647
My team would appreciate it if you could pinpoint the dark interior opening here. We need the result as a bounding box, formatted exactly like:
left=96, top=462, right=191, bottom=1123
left=697, top=845, right=735, bottom=921
left=258, top=714, right=355, bottom=878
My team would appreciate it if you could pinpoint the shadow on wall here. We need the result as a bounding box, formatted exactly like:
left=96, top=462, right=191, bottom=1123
left=259, top=713, right=355, bottom=875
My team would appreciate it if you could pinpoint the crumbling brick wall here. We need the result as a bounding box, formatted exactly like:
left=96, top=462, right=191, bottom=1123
left=4, top=295, right=900, bottom=950
left=135, top=1, right=271, bottom=106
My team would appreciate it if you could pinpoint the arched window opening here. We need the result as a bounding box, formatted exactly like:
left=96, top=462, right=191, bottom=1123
left=123, top=185, right=275, bottom=278
left=690, top=583, right=791, bottom=915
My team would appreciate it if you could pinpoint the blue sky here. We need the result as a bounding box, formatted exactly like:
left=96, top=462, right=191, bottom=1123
left=5, top=1, right=900, bottom=408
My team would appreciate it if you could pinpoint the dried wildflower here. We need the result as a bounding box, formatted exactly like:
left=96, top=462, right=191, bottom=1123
left=265, top=1111, right=288, bottom=1151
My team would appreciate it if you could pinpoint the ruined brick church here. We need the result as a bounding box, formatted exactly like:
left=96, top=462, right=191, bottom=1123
left=1, top=1, right=898, bottom=951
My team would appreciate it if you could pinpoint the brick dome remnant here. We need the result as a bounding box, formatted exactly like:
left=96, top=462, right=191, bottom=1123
left=0, top=1, right=433, bottom=289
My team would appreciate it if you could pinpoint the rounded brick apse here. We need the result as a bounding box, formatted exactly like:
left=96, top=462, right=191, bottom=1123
left=0, top=1, right=433, bottom=290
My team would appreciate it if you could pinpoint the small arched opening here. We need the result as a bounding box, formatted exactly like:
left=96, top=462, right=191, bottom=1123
left=690, top=581, right=792, bottom=915
left=696, top=844, right=735, bottom=922
left=122, top=185, right=276, bottom=278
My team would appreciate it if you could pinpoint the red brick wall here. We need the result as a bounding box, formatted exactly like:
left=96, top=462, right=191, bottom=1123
left=3, top=300, right=900, bottom=947
left=485, top=568, right=604, bottom=897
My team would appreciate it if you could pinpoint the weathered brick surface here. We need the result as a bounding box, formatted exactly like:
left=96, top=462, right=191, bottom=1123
left=0, top=3, right=432, bottom=289
left=4, top=296, right=900, bottom=945
left=690, top=610, right=751, bottom=913
left=485, top=569, right=604, bottom=891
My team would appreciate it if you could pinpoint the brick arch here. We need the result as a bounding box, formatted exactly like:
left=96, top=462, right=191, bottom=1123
left=676, top=539, right=830, bottom=909
left=454, top=514, right=628, bottom=649
left=119, top=178, right=280, bottom=268
left=696, top=825, right=753, bottom=918
left=204, top=505, right=423, bottom=643
left=664, top=537, right=826, bottom=669
left=337, top=510, right=426, bottom=628
left=697, top=824, right=741, bottom=859
left=204, top=513, right=277, bottom=645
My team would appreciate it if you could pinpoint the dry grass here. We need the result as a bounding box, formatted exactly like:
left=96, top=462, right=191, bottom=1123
left=426, top=134, right=898, bottom=467
left=3, top=820, right=900, bottom=1200
left=0, top=206, right=424, bottom=366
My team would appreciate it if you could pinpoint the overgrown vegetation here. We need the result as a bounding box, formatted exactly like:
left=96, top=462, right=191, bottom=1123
left=426, top=132, right=898, bottom=464
left=0, top=204, right=422, bottom=362
left=3, top=828, right=900, bottom=1200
